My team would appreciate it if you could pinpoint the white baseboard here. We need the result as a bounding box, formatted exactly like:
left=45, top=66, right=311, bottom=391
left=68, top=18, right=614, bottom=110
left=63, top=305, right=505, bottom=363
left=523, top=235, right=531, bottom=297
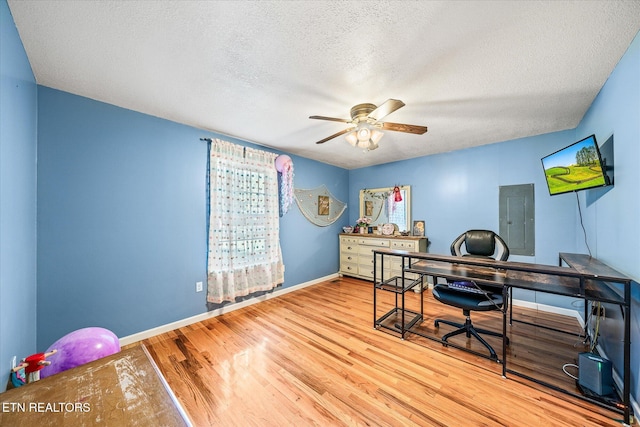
left=510, top=298, right=584, bottom=324
left=118, top=273, right=339, bottom=347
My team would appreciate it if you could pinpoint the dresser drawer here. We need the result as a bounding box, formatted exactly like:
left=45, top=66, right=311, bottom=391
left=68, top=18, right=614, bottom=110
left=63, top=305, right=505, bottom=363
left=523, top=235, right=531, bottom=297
left=386, top=257, right=404, bottom=270
left=340, top=253, right=357, bottom=264
left=340, top=262, right=358, bottom=275
left=358, top=238, right=390, bottom=247
left=358, top=245, right=379, bottom=256
left=340, top=241, right=359, bottom=254
left=358, top=255, right=375, bottom=269
left=390, top=240, right=418, bottom=251
left=340, top=236, right=360, bottom=245
left=357, top=262, right=375, bottom=279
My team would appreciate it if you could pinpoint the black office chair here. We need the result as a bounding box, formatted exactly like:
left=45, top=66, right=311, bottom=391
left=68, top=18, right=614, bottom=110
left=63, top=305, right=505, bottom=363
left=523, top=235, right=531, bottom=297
left=432, top=230, right=509, bottom=360
left=450, top=229, right=509, bottom=261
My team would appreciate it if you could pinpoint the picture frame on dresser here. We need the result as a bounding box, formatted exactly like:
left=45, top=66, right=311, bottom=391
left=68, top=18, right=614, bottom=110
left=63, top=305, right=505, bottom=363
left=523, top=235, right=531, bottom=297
left=413, top=220, right=425, bottom=237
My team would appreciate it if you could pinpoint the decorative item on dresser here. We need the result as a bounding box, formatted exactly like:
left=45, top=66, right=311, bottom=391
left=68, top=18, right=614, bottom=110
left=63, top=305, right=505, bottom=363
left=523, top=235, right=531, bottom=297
left=412, top=220, right=425, bottom=237
left=356, top=217, right=372, bottom=233
left=339, top=233, right=427, bottom=281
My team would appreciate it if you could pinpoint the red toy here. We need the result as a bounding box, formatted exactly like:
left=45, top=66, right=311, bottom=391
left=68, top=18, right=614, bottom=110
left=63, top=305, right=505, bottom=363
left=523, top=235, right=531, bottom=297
left=12, top=349, right=57, bottom=384
left=393, top=186, right=403, bottom=202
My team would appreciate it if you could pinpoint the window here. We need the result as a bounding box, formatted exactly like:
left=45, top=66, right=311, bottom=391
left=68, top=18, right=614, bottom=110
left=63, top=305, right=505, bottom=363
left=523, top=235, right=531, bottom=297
left=207, top=139, right=284, bottom=303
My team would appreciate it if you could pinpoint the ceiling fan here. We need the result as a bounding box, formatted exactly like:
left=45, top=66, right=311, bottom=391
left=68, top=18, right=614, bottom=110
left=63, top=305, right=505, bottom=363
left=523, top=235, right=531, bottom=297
left=309, top=99, right=428, bottom=149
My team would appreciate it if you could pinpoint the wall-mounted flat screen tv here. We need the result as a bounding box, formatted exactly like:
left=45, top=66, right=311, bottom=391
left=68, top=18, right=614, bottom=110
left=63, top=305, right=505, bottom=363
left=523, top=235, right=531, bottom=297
left=541, top=134, right=610, bottom=196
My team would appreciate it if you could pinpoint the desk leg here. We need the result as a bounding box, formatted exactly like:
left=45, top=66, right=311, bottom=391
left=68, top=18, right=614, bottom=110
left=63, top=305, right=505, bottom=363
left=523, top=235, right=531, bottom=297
left=584, top=302, right=592, bottom=345
left=509, top=289, right=513, bottom=326
left=420, top=275, right=424, bottom=318
left=624, top=302, right=631, bottom=425
left=373, top=252, right=378, bottom=329
left=502, top=285, right=508, bottom=378
left=373, top=280, right=377, bottom=329
left=400, top=266, right=406, bottom=339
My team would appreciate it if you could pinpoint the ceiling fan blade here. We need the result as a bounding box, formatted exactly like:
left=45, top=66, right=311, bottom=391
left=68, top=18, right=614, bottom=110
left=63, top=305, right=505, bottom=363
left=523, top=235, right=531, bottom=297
left=315, top=128, right=352, bottom=144
left=309, top=115, right=351, bottom=123
left=381, top=122, right=428, bottom=134
left=367, top=99, right=405, bottom=122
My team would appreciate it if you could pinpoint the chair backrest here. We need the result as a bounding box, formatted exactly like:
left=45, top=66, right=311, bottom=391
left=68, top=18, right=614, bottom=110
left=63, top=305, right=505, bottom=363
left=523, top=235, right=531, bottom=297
left=450, top=229, right=509, bottom=261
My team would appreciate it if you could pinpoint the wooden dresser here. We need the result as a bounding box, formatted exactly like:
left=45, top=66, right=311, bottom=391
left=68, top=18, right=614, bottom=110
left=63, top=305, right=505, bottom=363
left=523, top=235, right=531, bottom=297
left=339, top=233, right=427, bottom=281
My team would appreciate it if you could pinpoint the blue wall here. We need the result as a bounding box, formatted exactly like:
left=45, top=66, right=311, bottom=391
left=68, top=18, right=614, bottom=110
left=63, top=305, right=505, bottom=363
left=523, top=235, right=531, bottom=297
left=0, top=0, right=38, bottom=392
left=36, top=87, right=348, bottom=349
left=577, top=31, right=639, bottom=279
left=575, top=30, right=640, bottom=401
left=277, top=155, right=348, bottom=286
left=349, top=130, right=577, bottom=265
left=349, top=130, right=579, bottom=308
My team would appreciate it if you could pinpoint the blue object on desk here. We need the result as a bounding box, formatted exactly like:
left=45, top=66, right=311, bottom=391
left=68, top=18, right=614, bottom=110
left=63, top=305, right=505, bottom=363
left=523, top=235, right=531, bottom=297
left=447, top=280, right=485, bottom=294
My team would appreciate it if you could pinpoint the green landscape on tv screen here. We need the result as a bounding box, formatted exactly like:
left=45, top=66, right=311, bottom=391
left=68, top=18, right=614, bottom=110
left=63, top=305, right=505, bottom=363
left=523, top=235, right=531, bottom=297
left=542, top=135, right=607, bottom=196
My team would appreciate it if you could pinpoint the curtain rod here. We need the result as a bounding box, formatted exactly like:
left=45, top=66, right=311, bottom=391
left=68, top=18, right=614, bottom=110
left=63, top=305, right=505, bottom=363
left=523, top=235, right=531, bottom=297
left=198, top=129, right=271, bottom=149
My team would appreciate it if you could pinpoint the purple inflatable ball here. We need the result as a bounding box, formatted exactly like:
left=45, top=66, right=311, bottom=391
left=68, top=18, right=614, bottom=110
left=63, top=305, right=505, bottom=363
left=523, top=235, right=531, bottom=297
left=40, top=327, right=120, bottom=378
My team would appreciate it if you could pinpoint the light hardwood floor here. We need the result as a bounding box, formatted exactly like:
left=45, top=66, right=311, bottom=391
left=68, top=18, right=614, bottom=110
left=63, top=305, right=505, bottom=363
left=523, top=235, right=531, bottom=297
left=135, top=277, right=629, bottom=426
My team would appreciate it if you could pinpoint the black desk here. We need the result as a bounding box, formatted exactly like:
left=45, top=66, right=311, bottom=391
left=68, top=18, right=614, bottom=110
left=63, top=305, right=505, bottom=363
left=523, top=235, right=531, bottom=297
left=372, top=250, right=633, bottom=425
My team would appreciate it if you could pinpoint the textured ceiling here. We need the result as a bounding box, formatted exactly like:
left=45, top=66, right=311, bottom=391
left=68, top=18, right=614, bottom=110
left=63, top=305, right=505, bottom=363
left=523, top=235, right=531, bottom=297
left=7, top=1, right=640, bottom=169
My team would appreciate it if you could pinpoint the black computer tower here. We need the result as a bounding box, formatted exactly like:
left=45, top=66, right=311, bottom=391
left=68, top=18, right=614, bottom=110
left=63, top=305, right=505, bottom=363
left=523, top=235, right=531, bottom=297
left=578, top=352, right=613, bottom=396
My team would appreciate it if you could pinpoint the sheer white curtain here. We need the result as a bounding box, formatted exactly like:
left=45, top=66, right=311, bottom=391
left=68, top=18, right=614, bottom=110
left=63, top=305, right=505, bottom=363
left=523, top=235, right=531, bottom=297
left=207, top=139, right=284, bottom=303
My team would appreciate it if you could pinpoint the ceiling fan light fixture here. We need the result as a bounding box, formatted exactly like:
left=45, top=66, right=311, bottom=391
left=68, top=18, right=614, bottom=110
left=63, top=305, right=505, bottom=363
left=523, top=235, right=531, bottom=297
left=345, top=124, right=384, bottom=150
left=370, top=129, right=384, bottom=144
left=345, top=131, right=359, bottom=146
left=312, top=99, right=425, bottom=147
left=357, top=126, right=371, bottom=142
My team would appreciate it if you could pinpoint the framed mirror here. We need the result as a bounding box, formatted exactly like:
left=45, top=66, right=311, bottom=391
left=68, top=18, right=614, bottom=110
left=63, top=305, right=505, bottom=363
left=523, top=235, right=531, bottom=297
left=359, top=185, right=411, bottom=232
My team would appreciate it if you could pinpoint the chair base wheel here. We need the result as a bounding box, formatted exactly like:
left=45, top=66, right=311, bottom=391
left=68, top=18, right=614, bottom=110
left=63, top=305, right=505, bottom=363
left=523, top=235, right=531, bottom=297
left=434, top=316, right=504, bottom=360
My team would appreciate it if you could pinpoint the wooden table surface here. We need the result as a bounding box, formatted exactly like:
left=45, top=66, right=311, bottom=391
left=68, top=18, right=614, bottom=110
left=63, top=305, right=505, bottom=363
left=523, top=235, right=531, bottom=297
left=0, top=344, right=191, bottom=426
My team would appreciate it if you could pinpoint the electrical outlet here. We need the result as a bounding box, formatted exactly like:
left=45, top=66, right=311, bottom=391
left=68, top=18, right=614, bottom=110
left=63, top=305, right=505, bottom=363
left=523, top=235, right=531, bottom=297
left=196, top=281, right=203, bottom=292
